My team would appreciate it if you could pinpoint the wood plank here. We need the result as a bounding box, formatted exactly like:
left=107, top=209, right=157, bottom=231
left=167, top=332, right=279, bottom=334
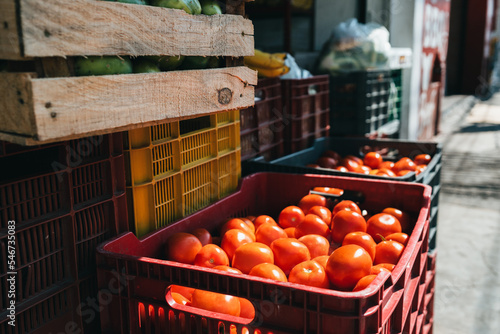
left=0, top=0, right=23, bottom=59
left=16, top=0, right=253, bottom=59
left=0, top=72, right=36, bottom=135
left=23, top=66, right=257, bottom=142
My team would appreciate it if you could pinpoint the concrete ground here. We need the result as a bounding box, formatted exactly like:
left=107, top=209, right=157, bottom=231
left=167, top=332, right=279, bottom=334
left=432, top=95, right=500, bottom=333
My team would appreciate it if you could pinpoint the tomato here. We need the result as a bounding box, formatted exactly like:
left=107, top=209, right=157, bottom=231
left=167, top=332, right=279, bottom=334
left=255, top=223, right=288, bottom=246
left=392, top=157, right=417, bottom=174
left=166, top=233, right=202, bottom=264
left=322, top=150, right=342, bottom=162
left=325, top=245, right=372, bottom=290
left=306, top=164, right=320, bottom=168
left=316, top=156, right=338, bottom=169
left=370, top=264, right=393, bottom=275
left=298, top=194, right=327, bottom=214
left=278, top=206, right=305, bottom=228
left=332, top=200, right=362, bottom=216
left=238, top=298, right=255, bottom=320
left=194, top=244, right=229, bottom=268
left=386, top=232, right=409, bottom=246
left=416, top=165, right=427, bottom=175
left=360, top=165, right=371, bottom=174
left=374, top=240, right=405, bottom=265
left=336, top=166, right=349, bottom=172
left=270, top=238, right=311, bottom=276
left=369, top=169, right=379, bottom=175
left=397, top=170, right=412, bottom=177
left=170, top=285, right=195, bottom=301
left=284, top=227, right=296, bottom=238
left=232, top=242, right=274, bottom=274
left=342, top=232, right=376, bottom=261
left=340, top=158, right=363, bottom=173
left=191, top=228, right=212, bottom=246
left=414, top=154, right=431, bottom=165
left=212, top=265, right=242, bottom=275
left=381, top=208, right=411, bottom=233
left=220, top=229, right=254, bottom=262
left=171, top=292, right=190, bottom=306
left=331, top=210, right=367, bottom=244
left=352, top=275, right=378, bottom=292
left=366, top=213, right=402, bottom=242
left=248, top=263, right=288, bottom=282
left=298, top=234, right=330, bottom=258
left=363, top=152, right=383, bottom=169
left=246, top=215, right=256, bottom=222
left=253, top=215, right=278, bottom=231
left=312, top=255, right=330, bottom=269
left=191, top=289, right=240, bottom=317
left=308, top=206, right=332, bottom=225
left=345, top=155, right=363, bottom=165
left=240, top=217, right=256, bottom=234
left=376, top=168, right=397, bottom=177
left=379, top=161, right=394, bottom=170
left=220, top=218, right=255, bottom=241
left=313, top=187, right=344, bottom=196
left=294, top=214, right=330, bottom=238
left=289, top=260, right=330, bottom=289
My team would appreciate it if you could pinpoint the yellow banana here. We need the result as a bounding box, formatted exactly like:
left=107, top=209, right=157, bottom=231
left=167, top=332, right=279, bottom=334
left=271, top=52, right=287, bottom=61
left=247, top=64, right=290, bottom=78
left=244, top=49, right=285, bottom=70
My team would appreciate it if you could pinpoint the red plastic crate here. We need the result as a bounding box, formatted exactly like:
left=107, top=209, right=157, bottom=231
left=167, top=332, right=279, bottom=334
left=281, top=76, right=330, bottom=154
left=97, top=172, right=431, bottom=334
left=240, top=78, right=284, bottom=161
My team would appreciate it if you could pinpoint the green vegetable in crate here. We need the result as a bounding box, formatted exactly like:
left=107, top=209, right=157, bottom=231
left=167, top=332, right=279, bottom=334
left=146, top=55, right=185, bottom=71
left=102, top=0, right=147, bottom=4
left=132, top=58, right=161, bottom=73
left=152, top=0, right=201, bottom=14
left=74, top=56, right=133, bottom=76
left=181, top=56, right=209, bottom=70
left=201, top=0, right=222, bottom=15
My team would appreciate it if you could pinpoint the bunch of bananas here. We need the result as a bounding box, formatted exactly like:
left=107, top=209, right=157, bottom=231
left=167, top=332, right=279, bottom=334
left=291, top=0, right=313, bottom=10
left=244, top=49, right=289, bottom=78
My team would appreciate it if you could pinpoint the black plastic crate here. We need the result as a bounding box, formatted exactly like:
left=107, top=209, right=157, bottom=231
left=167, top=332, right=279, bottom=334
left=329, top=69, right=402, bottom=136
left=240, top=78, right=284, bottom=161
left=244, top=137, right=442, bottom=252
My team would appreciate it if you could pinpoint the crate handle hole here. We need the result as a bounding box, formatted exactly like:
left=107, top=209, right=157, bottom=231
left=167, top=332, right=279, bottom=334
left=308, top=85, right=318, bottom=95
left=165, top=285, right=255, bottom=325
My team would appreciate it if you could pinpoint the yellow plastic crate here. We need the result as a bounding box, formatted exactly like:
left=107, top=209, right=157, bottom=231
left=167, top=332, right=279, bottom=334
left=124, top=111, right=241, bottom=237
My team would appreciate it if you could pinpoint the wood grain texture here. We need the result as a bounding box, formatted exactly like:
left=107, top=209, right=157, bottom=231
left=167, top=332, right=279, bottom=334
left=16, top=0, right=253, bottom=59
left=0, top=0, right=23, bottom=59
left=0, top=72, right=36, bottom=135
left=20, top=66, right=256, bottom=142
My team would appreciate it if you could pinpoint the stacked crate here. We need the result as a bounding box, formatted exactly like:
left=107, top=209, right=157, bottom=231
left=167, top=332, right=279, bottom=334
left=0, top=0, right=256, bottom=332
left=0, top=134, right=127, bottom=333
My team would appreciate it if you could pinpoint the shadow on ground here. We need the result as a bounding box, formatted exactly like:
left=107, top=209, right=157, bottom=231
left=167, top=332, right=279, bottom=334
left=455, top=123, right=500, bottom=133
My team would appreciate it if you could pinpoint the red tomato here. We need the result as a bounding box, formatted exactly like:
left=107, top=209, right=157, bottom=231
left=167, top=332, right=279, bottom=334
left=255, top=223, right=288, bottom=246
left=278, top=206, right=305, bottom=228
left=191, top=289, right=240, bottom=317
left=191, top=228, right=212, bottom=246
left=332, top=200, right=362, bottom=216
left=353, top=275, right=378, bottom=292
left=166, top=233, right=202, bottom=264
left=342, top=232, right=376, bottom=261
left=377, top=168, right=397, bottom=177
left=212, top=265, right=242, bottom=275
left=363, top=152, right=383, bottom=169
left=220, top=229, right=254, bottom=262
left=382, top=208, right=411, bottom=233
left=239, top=218, right=256, bottom=234
left=340, top=158, right=363, bottom=173
left=253, top=215, right=278, bottom=231
left=414, top=154, right=431, bottom=165
left=345, top=155, right=363, bottom=165
left=248, top=263, right=288, bottom=282
left=239, top=298, right=255, bottom=320
left=270, top=238, right=311, bottom=276
left=170, top=285, right=195, bottom=301
left=370, top=264, right=393, bottom=275
left=386, top=232, right=409, bottom=246
left=312, top=255, right=330, bottom=269
left=194, top=244, right=229, bottom=268
left=325, top=245, right=373, bottom=290
left=298, top=194, right=327, bottom=214
left=298, top=234, right=330, bottom=258
left=379, top=161, right=395, bottom=170
left=308, top=206, right=332, bottom=225
left=284, top=227, right=296, bottom=238
left=316, top=156, right=338, bottom=169
left=232, top=242, right=274, bottom=274
left=220, top=218, right=255, bottom=241
left=392, top=157, right=417, bottom=174
left=331, top=211, right=367, bottom=244
left=289, top=260, right=330, bottom=289
left=374, top=240, right=405, bottom=265
left=322, top=150, right=342, bottom=162
left=366, top=213, right=402, bottom=242
left=294, top=214, right=330, bottom=238
left=336, top=166, right=349, bottom=172
left=313, top=187, right=344, bottom=196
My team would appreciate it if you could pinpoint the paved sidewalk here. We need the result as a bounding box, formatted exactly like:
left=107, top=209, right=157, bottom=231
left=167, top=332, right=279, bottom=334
left=433, top=95, right=500, bottom=334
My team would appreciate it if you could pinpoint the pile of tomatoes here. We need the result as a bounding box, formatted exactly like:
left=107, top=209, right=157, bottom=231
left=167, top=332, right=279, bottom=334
left=164, top=188, right=413, bottom=318
left=309, top=150, right=432, bottom=177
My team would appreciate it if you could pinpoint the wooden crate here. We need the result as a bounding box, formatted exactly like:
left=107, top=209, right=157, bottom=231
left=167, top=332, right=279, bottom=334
left=0, top=0, right=256, bottom=145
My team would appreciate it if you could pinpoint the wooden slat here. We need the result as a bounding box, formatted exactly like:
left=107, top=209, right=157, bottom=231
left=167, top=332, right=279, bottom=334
left=0, top=67, right=257, bottom=144
left=0, top=72, right=36, bottom=135
left=13, top=0, right=254, bottom=59
left=0, top=0, right=23, bottom=59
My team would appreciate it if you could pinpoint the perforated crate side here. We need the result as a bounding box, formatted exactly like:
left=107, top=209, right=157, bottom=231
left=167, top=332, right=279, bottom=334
left=282, top=75, right=330, bottom=118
